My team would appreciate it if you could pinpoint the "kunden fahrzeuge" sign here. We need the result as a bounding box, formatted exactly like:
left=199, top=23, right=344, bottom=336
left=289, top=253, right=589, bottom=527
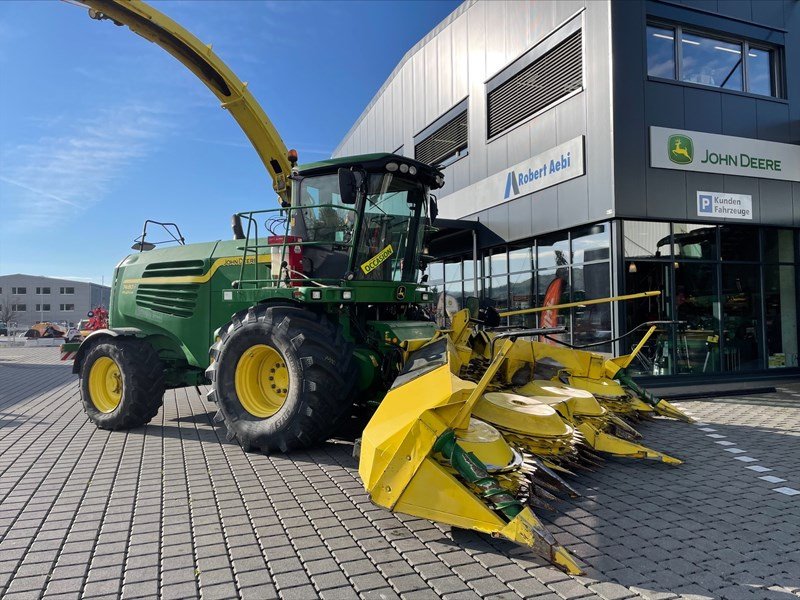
left=650, top=127, right=800, bottom=182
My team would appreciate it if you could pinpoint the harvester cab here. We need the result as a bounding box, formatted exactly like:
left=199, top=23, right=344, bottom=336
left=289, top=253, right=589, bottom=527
left=62, top=0, right=694, bottom=576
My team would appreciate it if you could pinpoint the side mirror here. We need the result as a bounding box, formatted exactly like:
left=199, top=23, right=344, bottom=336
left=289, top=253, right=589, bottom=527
left=338, top=168, right=358, bottom=205
left=429, top=197, right=439, bottom=222
left=231, top=214, right=245, bottom=240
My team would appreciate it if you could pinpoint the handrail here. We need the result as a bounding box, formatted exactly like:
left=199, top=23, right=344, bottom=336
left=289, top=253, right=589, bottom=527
left=498, top=291, right=662, bottom=318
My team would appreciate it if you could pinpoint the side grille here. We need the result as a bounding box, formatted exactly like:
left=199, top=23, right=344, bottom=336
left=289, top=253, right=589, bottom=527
left=487, top=30, right=583, bottom=138
left=136, top=284, right=198, bottom=318
left=414, top=109, right=468, bottom=166
left=142, top=260, right=206, bottom=278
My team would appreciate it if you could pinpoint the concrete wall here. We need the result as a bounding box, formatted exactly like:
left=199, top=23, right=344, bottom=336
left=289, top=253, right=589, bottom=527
left=334, top=0, right=615, bottom=244
left=612, top=0, right=800, bottom=226
left=0, top=275, right=110, bottom=328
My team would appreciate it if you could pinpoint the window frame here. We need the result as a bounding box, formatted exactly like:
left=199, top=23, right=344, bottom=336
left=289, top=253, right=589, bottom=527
left=646, top=20, right=784, bottom=99
left=12, top=287, right=27, bottom=295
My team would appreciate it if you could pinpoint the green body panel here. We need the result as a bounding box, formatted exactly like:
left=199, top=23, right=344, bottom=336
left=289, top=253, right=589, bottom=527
left=108, top=238, right=434, bottom=390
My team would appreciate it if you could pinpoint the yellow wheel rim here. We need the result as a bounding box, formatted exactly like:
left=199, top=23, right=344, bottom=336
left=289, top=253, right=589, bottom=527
left=235, top=344, right=289, bottom=418
left=88, top=356, right=123, bottom=413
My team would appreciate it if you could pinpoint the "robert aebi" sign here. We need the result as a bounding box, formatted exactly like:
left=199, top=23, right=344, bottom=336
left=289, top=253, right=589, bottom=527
left=650, top=127, right=800, bottom=182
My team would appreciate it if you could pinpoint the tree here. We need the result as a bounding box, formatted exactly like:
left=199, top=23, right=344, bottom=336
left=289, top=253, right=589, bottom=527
left=0, top=295, right=18, bottom=324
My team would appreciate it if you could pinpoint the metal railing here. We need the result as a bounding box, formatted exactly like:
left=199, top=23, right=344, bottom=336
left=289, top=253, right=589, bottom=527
left=234, top=205, right=359, bottom=289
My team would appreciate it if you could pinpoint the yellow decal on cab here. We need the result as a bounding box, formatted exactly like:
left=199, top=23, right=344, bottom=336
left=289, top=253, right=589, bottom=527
left=360, top=244, right=394, bottom=275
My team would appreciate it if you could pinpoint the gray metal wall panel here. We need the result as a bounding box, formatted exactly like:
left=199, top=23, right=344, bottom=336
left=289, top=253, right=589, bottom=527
left=756, top=101, right=791, bottom=143
left=759, top=179, right=794, bottom=226
left=684, top=88, right=723, bottom=133
left=557, top=175, right=589, bottom=228
left=467, top=0, right=488, bottom=185
left=717, top=0, right=751, bottom=21
left=721, top=94, right=758, bottom=137
left=507, top=196, right=534, bottom=240
left=506, top=121, right=531, bottom=166
left=531, top=188, right=559, bottom=236
left=584, top=0, right=614, bottom=221
left=679, top=0, right=719, bottom=13
left=647, top=169, right=688, bottom=219
left=750, top=0, right=785, bottom=29
left=610, top=0, right=648, bottom=219
left=529, top=110, right=557, bottom=156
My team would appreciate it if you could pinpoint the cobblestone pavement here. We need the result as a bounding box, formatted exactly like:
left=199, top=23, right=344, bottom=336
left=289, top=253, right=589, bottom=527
left=1, top=346, right=798, bottom=600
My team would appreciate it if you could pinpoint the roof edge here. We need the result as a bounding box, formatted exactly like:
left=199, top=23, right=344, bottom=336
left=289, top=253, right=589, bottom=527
left=333, top=0, right=474, bottom=157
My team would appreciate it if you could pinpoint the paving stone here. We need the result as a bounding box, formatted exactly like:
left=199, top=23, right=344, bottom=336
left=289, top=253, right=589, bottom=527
left=2, top=349, right=800, bottom=600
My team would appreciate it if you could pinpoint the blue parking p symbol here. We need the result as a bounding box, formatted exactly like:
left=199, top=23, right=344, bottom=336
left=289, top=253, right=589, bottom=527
left=698, top=194, right=713, bottom=214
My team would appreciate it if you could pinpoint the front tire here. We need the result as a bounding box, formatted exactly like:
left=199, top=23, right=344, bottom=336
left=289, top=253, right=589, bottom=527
left=80, top=338, right=165, bottom=430
left=206, top=304, right=357, bottom=453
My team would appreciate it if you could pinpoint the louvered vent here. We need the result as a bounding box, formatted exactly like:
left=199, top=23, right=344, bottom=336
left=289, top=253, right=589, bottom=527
left=488, top=30, right=583, bottom=138
left=142, top=260, right=205, bottom=278
left=414, top=110, right=468, bottom=166
left=136, top=284, right=198, bottom=318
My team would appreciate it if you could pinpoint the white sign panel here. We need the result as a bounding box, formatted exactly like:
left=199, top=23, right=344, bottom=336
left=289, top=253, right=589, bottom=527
left=697, top=190, right=752, bottom=220
left=650, top=126, right=800, bottom=182
left=438, top=136, right=585, bottom=219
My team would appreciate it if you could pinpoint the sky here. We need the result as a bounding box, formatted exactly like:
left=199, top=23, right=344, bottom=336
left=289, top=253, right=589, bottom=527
left=0, top=0, right=460, bottom=284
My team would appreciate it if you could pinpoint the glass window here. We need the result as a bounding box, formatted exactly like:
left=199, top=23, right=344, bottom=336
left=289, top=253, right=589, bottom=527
left=12, top=287, right=27, bottom=295
left=720, top=225, right=759, bottom=262
left=572, top=263, right=612, bottom=351
left=12, top=304, right=26, bottom=311
left=747, top=47, right=774, bottom=96
left=487, top=249, right=508, bottom=276
left=681, top=33, right=743, bottom=91
left=487, top=276, right=509, bottom=313
left=463, top=259, right=476, bottom=283
left=763, top=229, right=795, bottom=263
left=508, top=246, right=533, bottom=273
left=624, top=221, right=671, bottom=259
left=537, top=233, right=570, bottom=270
left=625, top=261, right=674, bottom=375
left=572, top=223, right=610, bottom=263
left=673, top=223, right=717, bottom=260
left=509, top=271, right=534, bottom=307
left=427, top=262, right=444, bottom=284
left=444, top=259, right=461, bottom=282
left=764, top=265, right=798, bottom=368
left=647, top=25, right=676, bottom=79
left=675, top=262, right=720, bottom=373
left=536, top=269, right=570, bottom=344
left=721, top=264, right=762, bottom=370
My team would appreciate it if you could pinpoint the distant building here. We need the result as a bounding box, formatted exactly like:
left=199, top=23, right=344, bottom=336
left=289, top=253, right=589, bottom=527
left=0, top=274, right=110, bottom=329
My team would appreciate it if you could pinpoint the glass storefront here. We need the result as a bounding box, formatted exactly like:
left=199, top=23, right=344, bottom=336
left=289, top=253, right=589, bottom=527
left=428, top=222, right=613, bottom=350
left=428, top=219, right=798, bottom=378
left=623, top=221, right=798, bottom=376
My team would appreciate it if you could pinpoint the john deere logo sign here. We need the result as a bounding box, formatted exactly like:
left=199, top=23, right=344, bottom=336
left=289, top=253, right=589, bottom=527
left=668, top=134, right=693, bottom=164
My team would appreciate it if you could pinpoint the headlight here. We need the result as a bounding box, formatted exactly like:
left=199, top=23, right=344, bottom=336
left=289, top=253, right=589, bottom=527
left=399, top=163, right=409, bottom=174
left=342, top=290, right=353, bottom=300
left=386, top=162, right=398, bottom=172
left=311, top=290, right=322, bottom=299
left=409, top=165, right=417, bottom=175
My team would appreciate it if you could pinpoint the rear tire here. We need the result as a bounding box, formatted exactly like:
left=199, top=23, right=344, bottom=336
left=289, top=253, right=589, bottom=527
left=80, top=338, right=165, bottom=430
left=206, top=304, right=357, bottom=453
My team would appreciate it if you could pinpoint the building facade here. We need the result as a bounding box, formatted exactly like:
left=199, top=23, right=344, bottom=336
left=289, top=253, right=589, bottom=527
left=0, top=274, right=111, bottom=330
left=334, top=0, right=800, bottom=378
